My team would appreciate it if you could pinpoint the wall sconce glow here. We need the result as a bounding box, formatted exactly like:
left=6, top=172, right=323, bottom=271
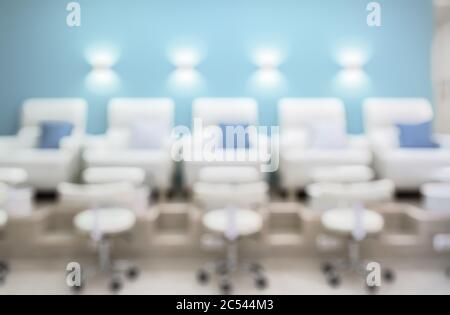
left=254, top=49, right=283, bottom=69
left=250, top=48, right=286, bottom=91
left=86, top=69, right=120, bottom=92
left=337, top=68, right=368, bottom=86
left=171, top=49, right=201, bottom=69
left=335, top=48, right=370, bottom=90
left=85, top=46, right=120, bottom=93
left=168, top=48, right=204, bottom=92
left=85, top=45, right=120, bottom=69
left=252, top=69, right=284, bottom=87
left=337, top=49, right=367, bottom=69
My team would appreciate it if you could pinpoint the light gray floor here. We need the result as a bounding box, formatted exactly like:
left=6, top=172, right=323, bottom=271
left=0, top=257, right=449, bottom=295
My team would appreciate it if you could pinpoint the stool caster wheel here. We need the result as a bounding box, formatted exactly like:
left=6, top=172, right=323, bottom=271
left=326, top=273, right=341, bottom=288
left=197, top=269, right=210, bottom=285
left=0, top=261, right=9, bottom=274
left=219, top=280, right=233, bottom=295
left=321, top=262, right=334, bottom=274
left=110, top=279, right=123, bottom=293
left=366, top=284, right=379, bottom=294
left=255, top=276, right=268, bottom=290
left=126, top=266, right=140, bottom=280
left=383, top=269, right=395, bottom=283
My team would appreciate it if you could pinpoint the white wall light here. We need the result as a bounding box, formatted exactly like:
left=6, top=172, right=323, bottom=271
left=336, top=49, right=369, bottom=88
left=168, top=48, right=205, bottom=92
left=250, top=49, right=286, bottom=90
left=85, top=47, right=120, bottom=93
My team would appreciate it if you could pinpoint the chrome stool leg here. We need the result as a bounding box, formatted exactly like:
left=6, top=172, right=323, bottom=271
left=72, top=236, right=139, bottom=294
left=322, top=239, right=395, bottom=292
left=198, top=240, right=268, bottom=294
left=0, top=260, right=9, bottom=285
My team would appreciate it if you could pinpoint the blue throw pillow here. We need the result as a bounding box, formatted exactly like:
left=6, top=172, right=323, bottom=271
left=219, top=123, right=251, bottom=150
left=397, top=121, right=439, bottom=149
left=38, top=121, right=74, bottom=149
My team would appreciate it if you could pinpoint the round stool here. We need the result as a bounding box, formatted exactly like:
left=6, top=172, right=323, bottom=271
left=72, top=207, right=139, bottom=293
left=74, top=208, right=136, bottom=237
left=320, top=207, right=394, bottom=292
left=198, top=207, right=266, bottom=294
left=321, top=208, right=384, bottom=237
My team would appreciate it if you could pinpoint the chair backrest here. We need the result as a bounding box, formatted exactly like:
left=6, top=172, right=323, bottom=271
left=278, top=98, right=346, bottom=132
left=192, top=98, right=258, bottom=128
left=21, top=98, right=87, bottom=133
left=363, top=98, right=434, bottom=133
left=108, top=98, right=174, bottom=132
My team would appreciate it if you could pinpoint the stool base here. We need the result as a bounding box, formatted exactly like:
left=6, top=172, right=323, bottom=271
left=197, top=241, right=268, bottom=295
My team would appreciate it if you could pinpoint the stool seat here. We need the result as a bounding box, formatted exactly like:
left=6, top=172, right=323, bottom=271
left=322, top=208, right=384, bottom=236
left=310, top=166, right=374, bottom=184
left=203, top=208, right=263, bottom=237
left=83, top=167, right=146, bottom=186
left=0, top=168, right=28, bottom=186
left=74, top=208, right=136, bottom=236
left=0, top=210, right=7, bottom=229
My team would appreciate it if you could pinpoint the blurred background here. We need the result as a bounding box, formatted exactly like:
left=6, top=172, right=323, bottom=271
left=0, top=0, right=449, bottom=295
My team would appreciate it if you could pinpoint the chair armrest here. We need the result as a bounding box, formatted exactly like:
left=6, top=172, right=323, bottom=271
left=0, top=136, right=19, bottom=150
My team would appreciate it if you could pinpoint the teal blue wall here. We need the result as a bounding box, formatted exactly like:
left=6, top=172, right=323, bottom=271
left=0, top=0, right=433, bottom=135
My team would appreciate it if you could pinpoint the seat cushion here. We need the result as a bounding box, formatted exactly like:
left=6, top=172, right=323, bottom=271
left=202, top=208, right=263, bottom=238
left=83, top=167, right=146, bottom=186
left=321, top=208, right=384, bottom=237
left=0, top=149, right=73, bottom=166
left=284, top=149, right=372, bottom=165
left=130, top=121, right=167, bottom=150
left=309, top=122, right=347, bottom=150
left=74, top=208, right=136, bottom=236
left=307, top=179, right=395, bottom=207
left=310, top=166, right=374, bottom=183
left=377, top=149, right=450, bottom=189
left=84, top=150, right=168, bottom=167
left=198, top=166, right=261, bottom=184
